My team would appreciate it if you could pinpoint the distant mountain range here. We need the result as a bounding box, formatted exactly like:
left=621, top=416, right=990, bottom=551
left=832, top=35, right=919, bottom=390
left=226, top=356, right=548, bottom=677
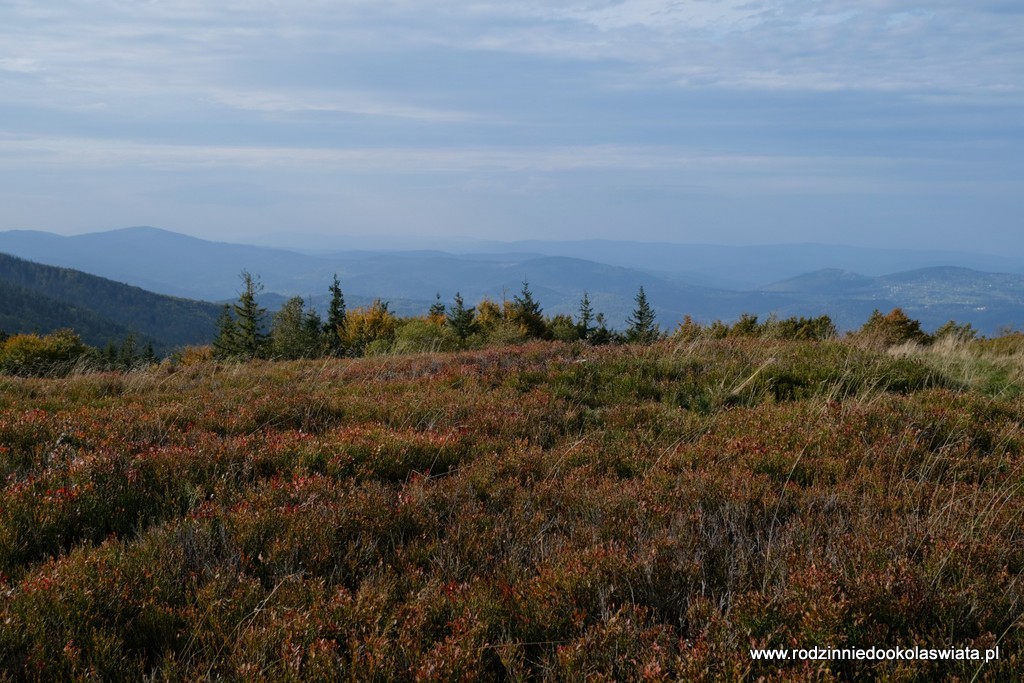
left=1, top=227, right=1022, bottom=338
left=0, top=252, right=222, bottom=352
left=249, top=231, right=1024, bottom=290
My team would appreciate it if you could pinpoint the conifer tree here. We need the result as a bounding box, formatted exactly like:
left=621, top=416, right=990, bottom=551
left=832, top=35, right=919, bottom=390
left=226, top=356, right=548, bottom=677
left=325, top=274, right=347, bottom=356
left=428, top=293, right=446, bottom=326
left=303, top=306, right=324, bottom=354
left=447, top=292, right=477, bottom=341
left=212, top=304, right=238, bottom=359
left=508, top=280, right=546, bottom=339
left=590, top=312, right=613, bottom=345
left=232, top=270, right=267, bottom=359
left=118, top=334, right=138, bottom=369
left=626, top=286, right=659, bottom=344
left=577, top=291, right=594, bottom=341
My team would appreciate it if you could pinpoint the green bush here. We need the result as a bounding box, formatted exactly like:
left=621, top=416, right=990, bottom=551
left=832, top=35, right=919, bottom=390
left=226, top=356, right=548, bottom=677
left=856, top=308, right=932, bottom=347
left=0, top=330, right=89, bottom=377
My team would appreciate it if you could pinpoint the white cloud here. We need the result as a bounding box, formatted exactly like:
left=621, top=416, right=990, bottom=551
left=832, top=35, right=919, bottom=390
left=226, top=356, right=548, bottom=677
left=0, top=57, right=40, bottom=73
left=208, top=89, right=473, bottom=122
left=0, top=133, right=933, bottom=188
left=4, top=0, right=1022, bottom=98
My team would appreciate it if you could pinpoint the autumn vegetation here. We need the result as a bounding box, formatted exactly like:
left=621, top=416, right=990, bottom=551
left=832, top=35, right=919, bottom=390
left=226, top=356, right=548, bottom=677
left=2, top=273, right=1024, bottom=680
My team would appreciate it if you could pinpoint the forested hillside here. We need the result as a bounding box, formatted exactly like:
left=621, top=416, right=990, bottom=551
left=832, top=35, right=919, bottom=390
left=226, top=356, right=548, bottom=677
left=0, top=280, right=154, bottom=350
left=0, top=253, right=222, bottom=351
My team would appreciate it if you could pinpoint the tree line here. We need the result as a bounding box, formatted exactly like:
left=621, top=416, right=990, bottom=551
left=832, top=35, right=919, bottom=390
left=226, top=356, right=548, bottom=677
left=211, top=271, right=664, bottom=361
left=0, top=268, right=996, bottom=375
left=205, top=271, right=991, bottom=361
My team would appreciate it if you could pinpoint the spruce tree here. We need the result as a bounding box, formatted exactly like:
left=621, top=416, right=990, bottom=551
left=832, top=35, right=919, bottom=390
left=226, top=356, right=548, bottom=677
left=577, top=291, right=594, bottom=341
left=447, top=292, right=477, bottom=341
left=509, top=280, right=546, bottom=339
left=118, top=334, right=138, bottom=369
left=428, top=292, right=446, bottom=325
left=626, top=286, right=659, bottom=344
left=325, top=274, right=347, bottom=356
left=303, top=306, right=325, bottom=355
left=232, top=270, right=267, bottom=359
left=590, top=312, right=613, bottom=346
left=212, top=304, right=238, bottom=359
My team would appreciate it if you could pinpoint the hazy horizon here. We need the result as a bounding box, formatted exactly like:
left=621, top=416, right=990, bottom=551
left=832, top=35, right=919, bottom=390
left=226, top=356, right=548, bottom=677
left=6, top=224, right=1023, bottom=261
left=2, top=2, right=1022, bottom=253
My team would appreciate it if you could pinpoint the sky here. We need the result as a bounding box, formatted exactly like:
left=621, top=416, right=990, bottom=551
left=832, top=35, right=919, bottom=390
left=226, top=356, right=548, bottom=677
left=0, top=0, right=1022, bottom=252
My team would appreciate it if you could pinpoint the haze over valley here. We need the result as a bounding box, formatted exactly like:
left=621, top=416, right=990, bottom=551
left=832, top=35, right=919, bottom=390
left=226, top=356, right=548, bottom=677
left=2, top=226, right=1023, bottom=346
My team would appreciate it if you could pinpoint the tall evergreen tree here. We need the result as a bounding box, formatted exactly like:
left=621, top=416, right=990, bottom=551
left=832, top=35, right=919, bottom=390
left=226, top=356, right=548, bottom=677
left=428, top=292, right=446, bottom=326
left=232, top=270, right=267, bottom=358
left=625, top=286, right=659, bottom=344
left=590, top=312, right=613, bottom=346
left=577, top=291, right=594, bottom=341
left=508, top=280, right=546, bottom=339
left=118, top=333, right=138, bottom=369
left=325, top=274, right=347, bottom=356
left=212, top=304, right=238, bottom=359
left=303, top=306, right=325, bottom=354
left=447, top=292, right=477, bottom=341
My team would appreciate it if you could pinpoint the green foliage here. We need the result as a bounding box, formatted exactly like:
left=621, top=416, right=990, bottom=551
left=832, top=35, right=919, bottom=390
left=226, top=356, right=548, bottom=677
left=343, top=299, right=397, bottom=356
left=475, top=298, right=503, bottom=331
left=625, top=286, right=659, bottom=343
left=577, top=291, right=594, bottom=340
left=427, top=292, right=446, bottom=326
left=588, top=312, right=617, bottom=345
left=762, top=313, right=837, bottom=340
left=0, top=252, right=220, bottom=351
left=211, top=305, right=237, bottom=360
left=95, top=333, right=156, bottom=372
left=232, top=270, right=268, bottom=358
left=547, top=313, right=580, bottom=342
left=0, top=329, right=88, bottom=376
left=446, top=292, right=477, bottom=342
left=269, top=296, right=324, bottom=360
left=213, top=271, right=269, bottom=360
left=857, top=307, right=932, bottom=347
left=507, top=280, right=546, bottom=339
left=934, top=319, right=978, bottom=342
left=676, top=313, right=837, bottom=342
left=393, top=318, right=458, bottom=354
left=324, top=274, right=347, bottom=357
left=728, top=312, right=760, bottom=338
left=673, top=314, right=703, bottom=341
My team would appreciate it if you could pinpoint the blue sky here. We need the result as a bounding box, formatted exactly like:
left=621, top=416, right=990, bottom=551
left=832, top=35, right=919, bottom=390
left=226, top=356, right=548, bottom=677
left=1, top=0, right=1021, bottom=251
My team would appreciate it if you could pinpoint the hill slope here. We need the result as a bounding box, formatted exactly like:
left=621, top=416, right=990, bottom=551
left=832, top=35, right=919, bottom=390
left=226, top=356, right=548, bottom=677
left=0, top=280, right=151, bottom=349
left=0, top=253, right=223, bottom=351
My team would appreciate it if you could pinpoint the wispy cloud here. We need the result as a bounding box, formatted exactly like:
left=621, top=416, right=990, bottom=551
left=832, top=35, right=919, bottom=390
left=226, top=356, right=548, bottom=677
left=0, top=57, right=40, bottom=73
left=208, top=89, right=473, bottom=122
left=0, top=0, right=1021, bottom=248
left=0, top=133, right=947, bottom=193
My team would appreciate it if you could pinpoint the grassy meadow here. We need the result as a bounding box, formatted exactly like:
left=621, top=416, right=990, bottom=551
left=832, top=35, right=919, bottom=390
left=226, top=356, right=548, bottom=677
left=2, top=336, right=1024, bottom=680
